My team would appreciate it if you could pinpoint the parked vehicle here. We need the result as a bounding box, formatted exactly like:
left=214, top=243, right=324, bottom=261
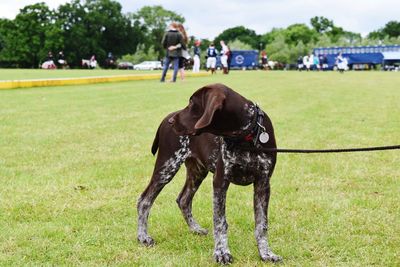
left=134, top=61, right=162, bottom=70
left=118, top=62, right=134, bottom=69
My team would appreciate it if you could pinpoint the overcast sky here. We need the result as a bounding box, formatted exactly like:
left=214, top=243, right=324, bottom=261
left=1, top=0, right=399, bottom=39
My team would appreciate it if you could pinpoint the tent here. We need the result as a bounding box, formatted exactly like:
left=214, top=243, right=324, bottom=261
left=382, top=51, right=400, bottom=71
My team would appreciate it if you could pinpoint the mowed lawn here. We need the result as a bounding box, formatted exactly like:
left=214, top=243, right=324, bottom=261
left=0, top=71, right=399, bottom=266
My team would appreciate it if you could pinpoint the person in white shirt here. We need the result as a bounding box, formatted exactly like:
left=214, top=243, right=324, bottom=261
left=220, top=40, right=230, bottom=74
left=336, top=52, right=347, bottom=73
left=303, top=55, right=310, bottom=71
left=192, top=40, right=201, bottom=73
left=90, top=55, right=97, bottom=69
left=308, top=54, right=314, bottom=70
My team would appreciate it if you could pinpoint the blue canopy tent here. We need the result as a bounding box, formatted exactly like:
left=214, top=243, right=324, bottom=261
left=313, top=45, right=400, bottom=70
left=382, top=51, right=400, bottom=70
left=216, top=50, right=259, bottom=70
left=230, top=50, right=259, bottom=69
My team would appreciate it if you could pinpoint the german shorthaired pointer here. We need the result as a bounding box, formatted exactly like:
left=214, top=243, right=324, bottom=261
left=137, top=83, right=282, bottom=264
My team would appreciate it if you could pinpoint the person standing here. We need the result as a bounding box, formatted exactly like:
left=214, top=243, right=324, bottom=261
left=297, top=55, right=304, bottom=71
left=309, top=54, right=314, bottom=71
left=192, top=40, right=201, bottom=73
left=226, top=44, right=232, bottom=72
left=313, top=54, right=320, bottom=71
left=90, top=55, right=97, bottom=69
left=336, top=52, right=347, bottom=73
left=303, top=54, right=310, bottom=71
left=57, top=51, right=67, bottom=69
left=160, top=23, right=185, bottom=82
left=261, top=50, right=268, bottom=70
left=175, top=23, right=190, bottom=80
left=220, top=40, right=230, bottom=74
left=206, top=43, right=218, bottom=74
left=43, top=51, right=56, bottom=69
left=318, top=54, right=324, bottom=70
left=321, top=54, right=328, bottom=71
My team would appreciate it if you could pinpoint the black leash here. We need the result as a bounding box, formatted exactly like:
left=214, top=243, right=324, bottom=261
left=252, top=145, right=400, bottom=154
left=228, top=103, right=400, bottom=154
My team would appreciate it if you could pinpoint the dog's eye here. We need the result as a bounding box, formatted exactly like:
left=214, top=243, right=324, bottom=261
left=189, top=99, right=198, bottom=112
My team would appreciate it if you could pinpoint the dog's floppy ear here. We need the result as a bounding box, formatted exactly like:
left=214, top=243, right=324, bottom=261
left=194, top=92, right=225, bottom=130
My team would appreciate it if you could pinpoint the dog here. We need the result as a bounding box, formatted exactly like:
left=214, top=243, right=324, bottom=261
left=137, top=83, right=282, bottom=264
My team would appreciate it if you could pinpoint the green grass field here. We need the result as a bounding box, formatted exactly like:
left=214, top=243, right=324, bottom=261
left=0, top=71, right=399, bottom=266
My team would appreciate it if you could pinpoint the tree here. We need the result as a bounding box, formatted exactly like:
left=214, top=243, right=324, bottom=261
left=0, top=3, right=54, bottom=68
left=260, top=28, right=285, bottom=47
left=55, top=0, right=141, bottom=67
left=310, top=16, right=334, bottom=33
left=313, top=34, right=333, bottom=47
left=369, top=21, right=400, bottom=39
left=228, top=39, right=253, bottom=50
left=0, top=19, right=15, bottom=66
left=266, top=33, right=290, bottom=63
left=120, top=44, right=158, bottom=64
left=54, top=1, right=93, bottom=66
left=284, top=23, right=317, bottom=45
left=310, top=16, right=352, bottom=43
left=289, top=41, right=308, bottom=61
left=84, top=0, right=141, bottom=59
left=0, top=19, right=6, bottom=52
left=131, top=5, right=184, bottom=58
left=337, top=31, right=362, bottom=45
left=214, top=26, right=260, bottom=49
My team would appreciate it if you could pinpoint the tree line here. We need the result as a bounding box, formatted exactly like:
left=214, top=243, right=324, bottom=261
left=0, top=0, right=399, bottom=68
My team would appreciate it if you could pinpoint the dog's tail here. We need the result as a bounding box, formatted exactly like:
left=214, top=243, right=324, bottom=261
left=151, top=111, right=180, bottom=156
left=151, top=125, right=161, bottom=155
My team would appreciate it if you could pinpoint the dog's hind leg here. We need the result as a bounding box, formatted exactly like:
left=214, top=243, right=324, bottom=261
left=176, top=158, right=209, bottom=235
left=137, top=136, right=190, bottom=246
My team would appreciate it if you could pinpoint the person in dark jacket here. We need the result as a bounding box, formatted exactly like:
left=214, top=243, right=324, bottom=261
left=160, top=23, right=186, bottom=82
left=206, top=43, right=218, bottom=74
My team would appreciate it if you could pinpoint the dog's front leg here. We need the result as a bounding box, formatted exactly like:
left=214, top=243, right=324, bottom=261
left=253, top=177, right=282, bottom=262
left=212, top=161, right=233, bottom=264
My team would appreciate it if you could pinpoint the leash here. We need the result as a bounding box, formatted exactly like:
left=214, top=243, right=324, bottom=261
left=257, top=145, right=400, bottom=154
left=227, top=103, right=400, bottom=154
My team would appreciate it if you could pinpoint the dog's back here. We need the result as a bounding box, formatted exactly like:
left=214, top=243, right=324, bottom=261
left=151, top=111, right=220, bottom=173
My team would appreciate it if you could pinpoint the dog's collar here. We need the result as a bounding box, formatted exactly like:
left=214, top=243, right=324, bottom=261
left=224, top=103, right=268, bottom=148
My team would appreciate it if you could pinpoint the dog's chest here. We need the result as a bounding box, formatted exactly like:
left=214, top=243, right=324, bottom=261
left=220, top=142, right=272, bottom=185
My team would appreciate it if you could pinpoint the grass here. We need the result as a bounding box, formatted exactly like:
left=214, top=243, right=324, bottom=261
left=0, top=68, right=160, bottom=80
left=0, top=71, right=399, bottom=266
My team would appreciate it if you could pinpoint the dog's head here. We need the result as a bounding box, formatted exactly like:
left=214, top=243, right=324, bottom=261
left=169, top=83, right=249, bottom=136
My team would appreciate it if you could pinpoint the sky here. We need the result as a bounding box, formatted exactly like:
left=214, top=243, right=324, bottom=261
left=1, top=0, right=399, bottom=39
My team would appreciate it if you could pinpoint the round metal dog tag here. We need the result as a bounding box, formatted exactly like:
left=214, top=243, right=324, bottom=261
left=259, top=132, right=269, bottom=143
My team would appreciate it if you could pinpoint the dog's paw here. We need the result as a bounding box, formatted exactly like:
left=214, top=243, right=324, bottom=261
left=214, top=250, right=233, bottom=265
left=137, top=234, right=155, bottom=247
left=261, top=250, right=282, bottom=263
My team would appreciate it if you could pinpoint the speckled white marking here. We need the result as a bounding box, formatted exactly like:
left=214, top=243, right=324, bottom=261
left=220, top=141, right=272, bottom=179
left=137, top=135, right=192, bottom=246
left=159, top=136, right=191, bottom=183
left=240, top=104, right=256, bottom=131
left=213, top=187, right=232, bottom=264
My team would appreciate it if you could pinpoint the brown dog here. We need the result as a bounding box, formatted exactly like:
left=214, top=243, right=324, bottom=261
left=137, top=83, right=281, bottom=264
